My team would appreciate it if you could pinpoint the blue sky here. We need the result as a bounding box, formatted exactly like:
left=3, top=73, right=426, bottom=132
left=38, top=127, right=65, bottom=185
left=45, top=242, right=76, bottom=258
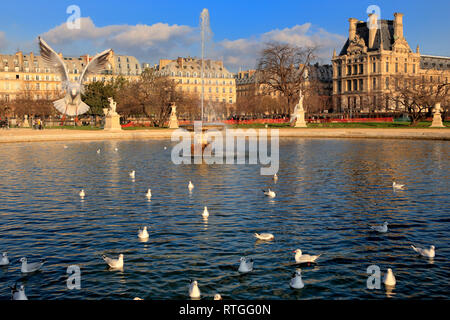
left=0, top=0, right=448, bottom=72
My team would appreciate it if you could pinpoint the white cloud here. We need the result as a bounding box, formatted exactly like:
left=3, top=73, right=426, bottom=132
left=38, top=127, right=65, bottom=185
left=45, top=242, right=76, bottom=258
left=38, top=18, right=345, bottom=72
left=215, top=23, right=346, bottom=71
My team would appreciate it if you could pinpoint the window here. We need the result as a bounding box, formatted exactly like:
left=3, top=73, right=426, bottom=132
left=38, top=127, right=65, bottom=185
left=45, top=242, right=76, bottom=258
left=372, top=62, right=376, bottom=73
left=404, top=64, right=407, bottom=73
left=353, top=79, right=357, bottom=91
left=385, top=77, right=389, bottom=89
left=359, top=64, right=363, bottom=74
left=338, top=81, right=342, bottom=93
left=359, top=79, right=363, bottom=91
left=347, top=80, right=351, bottom=91
left=373, top=78, right=376, bottom=90
left=338, top=66, right=342, bottom=77
left=412, top=64, right=416, bottom=74
left=353, top=65, right=357, bottom=75
left=386, top=62, right=389, bottom=72
left=395, top=63, right=398, bottom=73
left=347, top=66, right=351, bottom=75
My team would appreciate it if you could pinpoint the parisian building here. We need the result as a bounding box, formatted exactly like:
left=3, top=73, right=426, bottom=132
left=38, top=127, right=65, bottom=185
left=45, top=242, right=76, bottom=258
left=332, top=12, right=450, bottom=113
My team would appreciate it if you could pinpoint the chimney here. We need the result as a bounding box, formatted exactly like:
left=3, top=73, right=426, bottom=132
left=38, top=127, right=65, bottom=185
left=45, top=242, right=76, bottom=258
left=177, top=57, right=183, bottom=68
left=368, top=13, right=378, bottom=49
left=348, top=18, right=358, bottom=40
left=394, top=12, right=404, bottom=39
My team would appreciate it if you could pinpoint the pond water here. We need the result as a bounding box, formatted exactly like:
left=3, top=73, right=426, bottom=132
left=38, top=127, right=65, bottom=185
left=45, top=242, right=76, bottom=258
left=0, top=138, right=448, bottom=300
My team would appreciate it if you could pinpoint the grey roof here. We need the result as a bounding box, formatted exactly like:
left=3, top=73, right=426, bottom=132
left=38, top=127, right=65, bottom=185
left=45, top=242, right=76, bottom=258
left=420, top=55, right=450, bottom=71
left=339, top=20, right=397, bottom=55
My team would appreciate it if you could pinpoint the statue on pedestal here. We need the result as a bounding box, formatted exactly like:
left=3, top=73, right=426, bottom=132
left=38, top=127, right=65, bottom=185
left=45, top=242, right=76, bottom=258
left=291, top=90, right=307, bottom=128
left=430, top=102, right=444, bottom=128
left=23, top=115, right=30, bottom=128
left=168, top=103, right=179, bottom=129
left=103, top=97, right=122, bottom=131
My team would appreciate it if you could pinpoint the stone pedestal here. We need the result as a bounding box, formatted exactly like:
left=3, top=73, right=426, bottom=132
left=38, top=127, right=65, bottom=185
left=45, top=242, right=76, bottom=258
left=430, top=103, right=444, bottom=128
left=294, top=110, right=307, bottom=128
left=23, top=115, right=30, bottom=128
left=168, top=104, right=179, bottom=129
left=104, top=113, right=122, bottom=131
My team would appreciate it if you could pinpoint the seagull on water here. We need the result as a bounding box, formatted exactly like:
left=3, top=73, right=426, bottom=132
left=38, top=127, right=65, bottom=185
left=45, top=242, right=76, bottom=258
left=411, top=245, right=435, bottom=258
left=11, top=284, right=28, bottom=300
left=254, top=233, right=274, bottom=241
left=214, top=294, right=222, bottom=300
left=188, top=181, right=194, bottom=191
left=273, top=173, right=278, bottom=182
left=102, top=254, right=124, bottom=269
left=393, top=181, right=404, bottom=190
left=0, top=252, right=9, bottom=266
left=133, top=297, right=143, bottom=300
left=79, top=189, right=85, bottom=198
left=384, top=268, right=396, bottom=286
left=129, top=170, right=135, bottom=179
left=189, top=280, right=201, bottom=299
left=238, top=256, right=254, bottom=273
left=146, top=189, right=152, bottom=199
left=370, top=221, right=388, bottom=233
left=290, top=269, right=305, bottom=289
left=202, top=206, right=209, bottom=218
left=293, top=249, right=321, bottom=264
left=114, top=148, right=118, bottom=152
left=20, top=257, right=46, bottom=273
left=263, top=189, right=276, bottom=198
left=97, top=149, right=101, bottom=154
left=138, top=226, right=149, bottom=240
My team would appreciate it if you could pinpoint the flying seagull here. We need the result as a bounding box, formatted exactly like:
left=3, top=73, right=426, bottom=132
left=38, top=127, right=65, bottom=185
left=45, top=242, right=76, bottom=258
left=38, top=37, right=112, bottom=119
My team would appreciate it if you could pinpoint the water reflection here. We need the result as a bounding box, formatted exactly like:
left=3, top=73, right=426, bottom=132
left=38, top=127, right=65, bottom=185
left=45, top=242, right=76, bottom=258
left=0, top=139, right=448, bottom=300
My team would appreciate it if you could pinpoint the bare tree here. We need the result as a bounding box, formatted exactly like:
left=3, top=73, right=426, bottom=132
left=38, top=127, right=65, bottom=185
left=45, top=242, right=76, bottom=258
left=256, top=42, right=316, bottom=113
left=384, top=73, right=449, bottom=125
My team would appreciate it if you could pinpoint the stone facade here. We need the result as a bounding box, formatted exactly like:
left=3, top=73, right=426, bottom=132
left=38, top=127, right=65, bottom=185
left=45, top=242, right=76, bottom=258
left=0, top=50, right=141, bottom=103
left=332, top=12, right=450, bottom=113
left=157, top=57, right=236, bottom=104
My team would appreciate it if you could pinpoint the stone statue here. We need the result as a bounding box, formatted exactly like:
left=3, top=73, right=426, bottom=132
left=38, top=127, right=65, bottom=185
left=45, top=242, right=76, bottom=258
left=103, top=97, right=122, bottom=131
left=291, top=90, right=307, bottom=128
left=168, top=103, right=179, bottom=129
left=431, top=102, right=444, bottom=128
left=108, top=97, right=117, bottom=114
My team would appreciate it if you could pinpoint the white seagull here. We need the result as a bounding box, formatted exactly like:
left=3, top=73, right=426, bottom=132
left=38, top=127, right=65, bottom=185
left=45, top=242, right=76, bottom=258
left=293, top=249, right=321, bottom=264
left=214, top=294, right=222, bottom=300
left=146, top=189, right=152, bottom=199
left=384, top=268, right=396, bottom=286
left=0, top=252, right=9, bottom=266
left=238, top=256, right=254, bottom=273
left=129, top=170, right=136, bottom=179
left=411, top=245, right=435, bottom=258
left=20, top=257, right=46, bottom=273
left=273, top=173, right=278, bottom=182
left=11, top=284, right=28, bottom=300
left=370, top=221, right=389, bottom=233
left=189, top=280, right=201, bottom=299
left=290, top=269, right=305, bottom=289
left=97, top=149, right=101, bottom=154
left=79, top=189, right=85, bottom=198
left=202, top=206, right=209, bottom=218
left=102, top=254, right=124, bottom=269
left=263, top=189, right=276, bottom=198
left=138, top=227, right=149, bottom=240
left=114, top=148, right=118, bottom=152
left=393, top=181, right=404, bottom=190
left=254, top=233, right=274, bottom=241
left=188, top=181, right=194, bottom=191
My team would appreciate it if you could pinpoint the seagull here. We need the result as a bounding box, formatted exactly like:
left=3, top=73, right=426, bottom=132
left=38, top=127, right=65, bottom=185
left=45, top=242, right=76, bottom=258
left=79, top=189, right=85, bottom=198
left=189, top=280, right=201, bottom=299
left=411, top=245, right=435, bottom=258
left=393, top=181, right=404, bottom=190
left=20, top=257, right=46, bottom=273
left=290, top=269, right=305, bottom=289
left=133, top=297, right=143, bottom=300
left=102, top=254, right=124, bottom=269
left=97, top=149, right=101, bottom=154
left=129, top=170, right=135, bottom=179
left=39, top=37, right=112, bottom=120
left=384, top=268, right=396, bottom=286
left=254, top=233, right=274, bottom=241
left=114, top=148, right=118, bottom=152
left=370, top=221, right=388, bottom=233
left=273, top=173, right=278, bottom=182
left=64, top=145, right=68, bottom=149
left=263, top=189, right=276, bottom=198
left=0, top=252, right=9, bottom=266
left=293, top=249, right=321, bottom=264
left=138, top=227, right=149, bottom=240
left=238, top=256, right=254, bottom=273
left=11, top=284, right=28, bottom=300
left=164, top=147, right=167, bottom=150
left=202, top=206, right=209, bottom=218
left=214, top=294, right=222, bottom=300
left=188, top=181, right=194, bottom=191
left=146, top=189, right=152, bottom=199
